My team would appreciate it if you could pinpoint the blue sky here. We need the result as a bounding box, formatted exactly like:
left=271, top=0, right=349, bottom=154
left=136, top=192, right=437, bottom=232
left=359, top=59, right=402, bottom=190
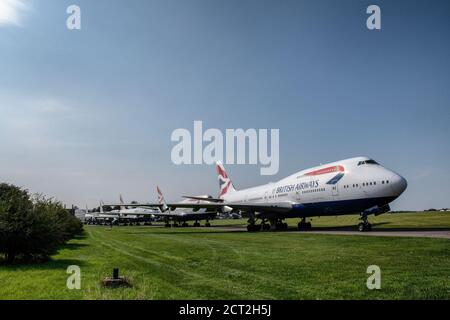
left=0, top=0, right=449, bottom=210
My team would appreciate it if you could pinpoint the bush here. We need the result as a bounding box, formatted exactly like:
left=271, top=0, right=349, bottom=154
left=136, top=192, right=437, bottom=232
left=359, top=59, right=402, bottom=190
left=0, top=183, right=83, bottom=263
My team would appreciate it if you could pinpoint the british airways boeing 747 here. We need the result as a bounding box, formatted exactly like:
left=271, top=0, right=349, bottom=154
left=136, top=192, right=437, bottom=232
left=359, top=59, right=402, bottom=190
left=110, top=156, right=407, bottom=232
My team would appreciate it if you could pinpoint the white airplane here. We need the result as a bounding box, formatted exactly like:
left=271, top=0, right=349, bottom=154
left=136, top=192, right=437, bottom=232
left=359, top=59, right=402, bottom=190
left=178, top=156, right=407, bottom=232
left=85, top=203, right=120, bottom=225
left=103, top=191, right=215, bottom=227
left=118, top=195, right=159, bottom=218
left=102, top=196, right=157, bottom=225
left=113, top=156, right=407, bottom=232
left=153, top=186, right=217, bottom=227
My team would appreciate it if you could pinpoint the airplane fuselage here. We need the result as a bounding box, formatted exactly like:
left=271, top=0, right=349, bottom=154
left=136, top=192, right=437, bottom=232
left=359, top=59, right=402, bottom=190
left=222, top=157, right=407, bottom=219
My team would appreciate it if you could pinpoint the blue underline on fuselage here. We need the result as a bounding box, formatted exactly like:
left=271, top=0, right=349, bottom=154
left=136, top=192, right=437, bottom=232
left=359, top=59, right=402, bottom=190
left=285, top=196, right=398, bottom=218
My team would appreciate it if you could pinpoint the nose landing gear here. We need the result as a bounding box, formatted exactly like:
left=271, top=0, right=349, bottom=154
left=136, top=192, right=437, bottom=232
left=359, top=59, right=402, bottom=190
left=358, top=213, right=372, bottom=232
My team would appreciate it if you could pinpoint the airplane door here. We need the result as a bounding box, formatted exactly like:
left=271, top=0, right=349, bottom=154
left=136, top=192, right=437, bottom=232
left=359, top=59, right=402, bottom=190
left=331, top=184, right=339, bottom=196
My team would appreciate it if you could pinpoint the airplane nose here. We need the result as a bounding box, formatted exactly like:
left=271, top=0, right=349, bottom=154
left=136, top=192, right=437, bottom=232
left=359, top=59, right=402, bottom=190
left=390, top=174, right=408, bottom=195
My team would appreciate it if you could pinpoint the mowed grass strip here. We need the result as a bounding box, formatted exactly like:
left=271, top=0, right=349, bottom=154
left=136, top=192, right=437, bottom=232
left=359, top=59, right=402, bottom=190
left=0, top=212, right=449, bottom=300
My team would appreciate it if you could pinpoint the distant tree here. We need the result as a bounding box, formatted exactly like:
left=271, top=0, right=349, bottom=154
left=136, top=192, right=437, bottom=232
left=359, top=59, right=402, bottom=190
left=0, top=183, right=83, bottom=264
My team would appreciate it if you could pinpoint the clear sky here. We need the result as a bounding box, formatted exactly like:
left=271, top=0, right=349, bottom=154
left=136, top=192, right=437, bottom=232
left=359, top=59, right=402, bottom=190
left=0, top=0, right=449, bottom=210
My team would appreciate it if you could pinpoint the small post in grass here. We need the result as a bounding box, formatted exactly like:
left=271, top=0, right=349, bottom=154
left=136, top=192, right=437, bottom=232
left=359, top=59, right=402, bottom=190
left=102, top=267, right=131, bottom=288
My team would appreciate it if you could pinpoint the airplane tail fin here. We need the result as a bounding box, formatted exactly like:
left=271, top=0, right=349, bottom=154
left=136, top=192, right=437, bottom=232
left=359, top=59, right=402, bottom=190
left=156, top=186, right=169, bottom=212
left=119, top=194, right=125, bottom=211
left=216, top=161, right=236, bottom=199
left=99, top=201, right=104, bottom=214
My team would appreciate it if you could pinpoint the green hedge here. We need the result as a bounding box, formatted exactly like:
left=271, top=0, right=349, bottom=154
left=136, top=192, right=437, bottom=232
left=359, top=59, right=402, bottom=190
left=0, top=183, right=83, bottom=263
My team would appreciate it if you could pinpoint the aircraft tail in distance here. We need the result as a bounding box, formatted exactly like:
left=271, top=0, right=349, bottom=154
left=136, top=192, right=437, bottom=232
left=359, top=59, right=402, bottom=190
left=157, top=186, right=169, bottom=212
left=216, top=161, right=237, bottom=199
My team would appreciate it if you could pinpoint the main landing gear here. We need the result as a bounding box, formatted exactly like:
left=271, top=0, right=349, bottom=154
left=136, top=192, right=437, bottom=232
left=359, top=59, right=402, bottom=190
left=267, top=218, right=287, bottom=230
left=246, top=218, right=287, bottom=232
left=247, top=215, right=262, bottom=232
left=297, top=218, right=312, bottom=231
left=247, top=224, right=262, bottom=232
left=358, top=214, right=372, bottom=232
left=274, top=220, right=288, bottom=230
left=259, top=219, right=270, bottom=230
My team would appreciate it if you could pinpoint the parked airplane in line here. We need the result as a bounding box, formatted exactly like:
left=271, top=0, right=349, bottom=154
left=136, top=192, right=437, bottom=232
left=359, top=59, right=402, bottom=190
left=85, top=203, right=120, bottom=225
left=184, top=157, right=408, bottom=231
left=87, top=197, right=158, bottom=226
left=153, top=187, right=217, bottom=227
left=117, top=195, right=159, bottom=223
left=103, top=189, right=218, bottom=227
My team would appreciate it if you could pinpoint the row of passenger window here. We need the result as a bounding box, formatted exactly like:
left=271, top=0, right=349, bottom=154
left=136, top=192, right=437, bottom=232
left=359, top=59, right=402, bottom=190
left=302, top=188, right=326, bottom=194
left=343, top=180, right=390, bottom=189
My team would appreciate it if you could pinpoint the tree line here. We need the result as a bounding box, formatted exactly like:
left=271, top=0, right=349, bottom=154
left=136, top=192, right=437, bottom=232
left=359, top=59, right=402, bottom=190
left=0, top=183, right=83, bottom=264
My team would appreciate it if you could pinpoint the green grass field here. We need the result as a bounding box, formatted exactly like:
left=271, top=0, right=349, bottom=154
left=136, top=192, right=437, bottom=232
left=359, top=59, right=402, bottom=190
left=1, top=212, right=449, bottom=300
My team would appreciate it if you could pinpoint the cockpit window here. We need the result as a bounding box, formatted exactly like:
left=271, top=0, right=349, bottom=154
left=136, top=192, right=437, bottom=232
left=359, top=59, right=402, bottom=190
left=358, top=159, right=379, bottom=166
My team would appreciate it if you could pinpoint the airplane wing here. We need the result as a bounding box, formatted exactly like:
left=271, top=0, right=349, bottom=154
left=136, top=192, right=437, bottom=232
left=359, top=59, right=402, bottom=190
left=149, top=211, right=215, bottom=218
left=106, top=202, right=294, bottom=214
left=182, top=196, right=224, bottom=203
left=104, top=203, right=163, bottom=210
left=113, top=202, right=293, bottom=212
left=172, top=202, right=294, bottom=214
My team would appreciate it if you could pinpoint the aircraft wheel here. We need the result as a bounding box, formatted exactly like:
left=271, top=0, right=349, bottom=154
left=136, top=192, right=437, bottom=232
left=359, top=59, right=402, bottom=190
left=306, top=222, right=312, bottom=229
left=283, top=223, right=288, bottom=230
left=164, top=223, right=171, bottom=228
left=182, top=222, right=188, bottom=227
left=205, top=222, right=211, bottom=227
left=247, top=224, right=260, bottom=232
left=262, top=224, right=270, bottom=230
left=361, top=222, right=372, bottom=232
